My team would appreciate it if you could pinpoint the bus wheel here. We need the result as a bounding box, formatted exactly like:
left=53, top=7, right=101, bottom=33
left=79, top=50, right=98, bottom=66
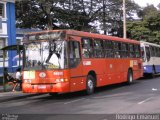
left=127, top=69, right=133, bottom=85
left=86, top=75, right=95, bottom=95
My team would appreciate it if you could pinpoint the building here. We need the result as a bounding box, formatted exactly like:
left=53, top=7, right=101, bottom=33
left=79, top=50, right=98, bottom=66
left=0, top=0, right=16, bottom=76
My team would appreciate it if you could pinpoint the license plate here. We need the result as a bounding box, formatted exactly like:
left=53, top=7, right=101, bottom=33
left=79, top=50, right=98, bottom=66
left=38, top=85, right=46, bottom=89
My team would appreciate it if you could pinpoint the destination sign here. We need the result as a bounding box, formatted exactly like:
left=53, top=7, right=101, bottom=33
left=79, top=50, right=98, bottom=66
left=27, top=31, right=65, bottom=41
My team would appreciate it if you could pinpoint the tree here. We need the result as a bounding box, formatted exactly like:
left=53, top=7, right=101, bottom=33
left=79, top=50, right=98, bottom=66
left=16, top=0, right=103, bottom=31
left=127, top=5, right=160, bottom=43
left=16, top=0, right=140, bottom=35
left=137, top=4, right=157, bottom=20
left=16, top=0, right=60, bottom=29
left=55, top=0, right=103, bottom=32
left=98, top=0, right=140, bottom=36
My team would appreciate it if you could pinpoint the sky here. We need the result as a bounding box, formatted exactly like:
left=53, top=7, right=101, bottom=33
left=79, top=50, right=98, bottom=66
left=133, top=0, right=160, bottom=7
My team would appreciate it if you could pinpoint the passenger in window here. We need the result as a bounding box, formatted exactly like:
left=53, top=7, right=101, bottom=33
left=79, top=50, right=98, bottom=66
left=82, top=49, right=89, bottom=58
left=115, top=52, right=120, bottom=58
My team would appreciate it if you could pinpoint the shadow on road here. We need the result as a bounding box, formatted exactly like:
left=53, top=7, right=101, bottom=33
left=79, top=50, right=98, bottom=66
left=1, top=75, right=158, bottom=104
left=0, top=93, right=44, bottom=103
left=139, top=73, right=160, bottom=80
left=34, top=82, right=139, bottom=101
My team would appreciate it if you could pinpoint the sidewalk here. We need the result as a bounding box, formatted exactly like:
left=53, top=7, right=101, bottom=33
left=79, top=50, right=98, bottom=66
left=0, top=85, right=21, bottom=93
left=0, top=85, right=23, bottom=102
left=0, top=85, right=31, bottom=102
left=0, top=85, right=42, bottom=103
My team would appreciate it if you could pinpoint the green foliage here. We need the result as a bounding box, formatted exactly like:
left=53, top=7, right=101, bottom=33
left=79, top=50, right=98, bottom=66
left=16, top=0, right=102, bottom=31
left=16, top=0, right=59, bottom=29
left=15, top=0, right=139, bottom=34
left=16, top=0, right=159, bottom=43
left=98, top=0, right=140, bottom=36
left=127, top=5, right=160, bottom=43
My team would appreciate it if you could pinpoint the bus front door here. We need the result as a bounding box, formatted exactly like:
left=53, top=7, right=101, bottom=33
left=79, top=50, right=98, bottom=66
left=68, top=40, right=84, bottom=92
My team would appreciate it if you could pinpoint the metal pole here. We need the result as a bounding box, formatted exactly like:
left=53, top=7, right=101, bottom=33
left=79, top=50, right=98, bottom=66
left=103, top=0, right=106, bottom=35
left=3, top=50, right=6, bottom=92
left=17, top=45, right=20, bottom=67
left=123, top=0, right=127, bottom=39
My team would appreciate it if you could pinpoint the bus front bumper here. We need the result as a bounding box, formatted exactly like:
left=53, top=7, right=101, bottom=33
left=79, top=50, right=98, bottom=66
left=22, top=82, right=70, bottom=93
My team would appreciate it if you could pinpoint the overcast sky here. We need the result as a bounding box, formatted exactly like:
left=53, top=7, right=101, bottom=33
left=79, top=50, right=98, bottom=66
left=133, top=0, right=160, bottom=7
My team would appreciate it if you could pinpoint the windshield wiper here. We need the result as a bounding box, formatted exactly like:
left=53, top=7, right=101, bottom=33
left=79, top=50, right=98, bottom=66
left=45, top=42, right=56, bottom=63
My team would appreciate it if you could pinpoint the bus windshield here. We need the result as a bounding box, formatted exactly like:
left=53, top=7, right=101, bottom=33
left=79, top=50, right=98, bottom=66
left=24, top=40, right=67, bottom=70
left=145, top=46, right=151, bottom=62
left=141, top=46, right=145, bottom=62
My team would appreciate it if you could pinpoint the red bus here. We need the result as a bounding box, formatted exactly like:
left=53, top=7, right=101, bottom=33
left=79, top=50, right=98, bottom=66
left=22, top=30, right=143, bottom=95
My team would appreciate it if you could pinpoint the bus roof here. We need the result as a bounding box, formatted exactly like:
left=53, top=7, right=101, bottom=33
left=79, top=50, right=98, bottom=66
left=140, top=41, right=160, bottom=47
left=26, top=29, right=140, bottom=44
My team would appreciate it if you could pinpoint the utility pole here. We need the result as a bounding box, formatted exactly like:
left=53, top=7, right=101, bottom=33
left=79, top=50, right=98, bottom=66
left=123, top=0, right=126, bottom=39
left=103, top=0, right=106, bottom=35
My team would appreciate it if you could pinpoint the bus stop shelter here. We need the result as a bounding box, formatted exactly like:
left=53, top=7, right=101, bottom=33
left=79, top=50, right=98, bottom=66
left=1, top=45, right=24, bottom=91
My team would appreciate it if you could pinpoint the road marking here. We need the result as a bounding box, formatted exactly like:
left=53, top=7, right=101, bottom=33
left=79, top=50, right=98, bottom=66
left=64, top=98, right=86, bottom=105
left=92, top=92, right=131, bottom=99
left=138, top=97, right=152, bottom=105
left=152, top=88, right=158, bottom=91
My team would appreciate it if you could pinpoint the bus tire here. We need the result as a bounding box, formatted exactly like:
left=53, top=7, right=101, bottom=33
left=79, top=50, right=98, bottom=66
left=127, top=69, right=133, bottom=85
left=86, top=75, right=95, bottom=95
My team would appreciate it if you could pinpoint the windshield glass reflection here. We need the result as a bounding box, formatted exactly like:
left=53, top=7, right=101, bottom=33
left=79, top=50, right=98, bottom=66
left=24, top=40, right=67, bottom=70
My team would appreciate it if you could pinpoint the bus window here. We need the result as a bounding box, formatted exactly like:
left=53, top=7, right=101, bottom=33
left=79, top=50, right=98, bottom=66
left=105, top=40, right=114, bottom=58
left=156, top=47, right=159, bottom=57
left=150, top=46, right=155, bottom=57
left=126, top=43, right=129, bottom=58
left=118, top=42, right=122, bottom=58
left=138, top=45, right=141, bottom=58
left=129, top=44, right=134, bottom=58
left=149, top=46, right=152, bottom=57
left=94, top=39, right=104, bottom=58
left=135, top=45, right=141, bottom=58
left=114, top=42, right=120, bottom=58
left=69, top=41, right=81, bottom=68
left=145, top=46, right=151, bottom=62
left=81, top=38, right=94, bottom=58
left=141, top=46, right=145, bottom=61
left=121, top=43, right=127, bottom=58
left=158, top=48, right=160, bottom=57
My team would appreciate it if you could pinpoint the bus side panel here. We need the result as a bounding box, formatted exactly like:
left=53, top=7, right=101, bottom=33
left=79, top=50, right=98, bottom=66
left=143, top=59, right=160, bottom=74
left=69, top=77, right=86, bottom=92
left=101, top=59, right=129, bottom=86
left=131, top=59, right=143, bottom=80
left=156, top=65, right=160, bottom=73
left=69, top=61, right=86, bottom=92
left=154, top=58, right=160, bottom=73
left=82, top=59, right=106, bottom=87
left=143, top=65, right=153, bottom=74
left=82, top=59, right=132, bottom=87
left=112, top=59, right=128, bottom=83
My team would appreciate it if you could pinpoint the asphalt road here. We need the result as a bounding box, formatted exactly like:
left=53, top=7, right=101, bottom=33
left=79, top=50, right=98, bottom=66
left=0, top=76, right=160, bottom=120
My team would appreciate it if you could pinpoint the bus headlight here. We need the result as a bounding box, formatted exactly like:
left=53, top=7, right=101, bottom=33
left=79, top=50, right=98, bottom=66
left=24, top=79, right=32, bottom=83
left=24, top=80, right=28, bottom=83
left=55, top=78, right=68, bottom=83
left=143, top=67, right=146, bottom=70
